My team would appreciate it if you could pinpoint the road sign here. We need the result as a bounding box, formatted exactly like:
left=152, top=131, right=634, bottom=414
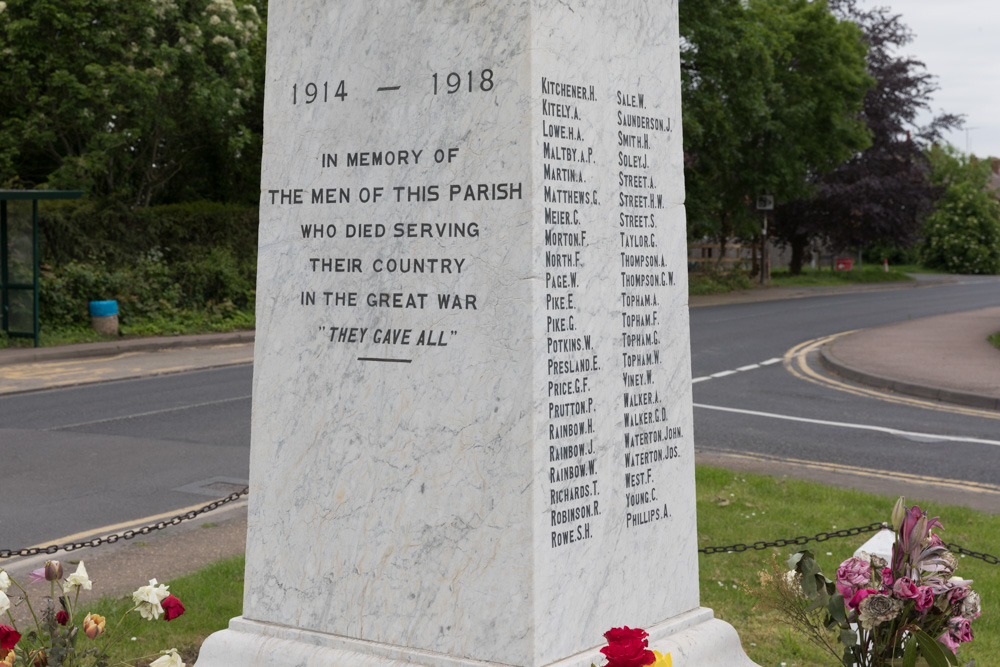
left=756, top=194, right=774, bottom=210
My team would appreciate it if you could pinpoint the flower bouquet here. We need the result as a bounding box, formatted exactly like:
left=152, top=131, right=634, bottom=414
left=756, top=498, right=980, bottom=667
left=0, top=560, right=187, bottom=666
left=592, top=626, right=672, bottom=667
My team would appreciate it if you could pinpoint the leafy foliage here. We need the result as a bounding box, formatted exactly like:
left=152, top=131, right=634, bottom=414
left=681, top=0, right=872, bottom=242
left=772, top=1, right=963, bottom=273
left=919, top=147, right=1000, bottom=275
left=0, top=0, right=264, bottom=205
left=32, top=201, right=258, bottom=335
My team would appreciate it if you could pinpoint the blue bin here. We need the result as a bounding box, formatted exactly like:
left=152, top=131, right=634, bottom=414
left=89, top=300, right=119, bottom=317
left=89, top=300, right=119, bottom=334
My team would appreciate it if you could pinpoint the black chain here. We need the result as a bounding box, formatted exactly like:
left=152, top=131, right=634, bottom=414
left=699, top=522, right=887, bottom=554
left=0, top=487, right=249, bottom=560
left=700, top=521, right=1000, bottom=566
left=945, top=542, right=1000, bottom=566
left=5, top=496, right=998, bottom=567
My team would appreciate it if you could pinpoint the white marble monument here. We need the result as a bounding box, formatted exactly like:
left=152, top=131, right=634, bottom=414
left=196, top=1, right=757, bottom=665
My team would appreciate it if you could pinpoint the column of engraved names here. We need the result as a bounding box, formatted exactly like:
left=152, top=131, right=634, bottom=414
left=541, top=76, right=601, bottom=549
left=616, top=89, right=679, bottom=529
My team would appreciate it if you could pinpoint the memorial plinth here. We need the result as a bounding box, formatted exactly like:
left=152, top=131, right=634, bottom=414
left=196, top=1, right=757, bottom=665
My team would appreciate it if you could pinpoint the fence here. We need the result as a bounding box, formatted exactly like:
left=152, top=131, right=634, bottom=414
left=2, top=490, right=997, bottom=566
left=688, top=242, right=760, bottom=274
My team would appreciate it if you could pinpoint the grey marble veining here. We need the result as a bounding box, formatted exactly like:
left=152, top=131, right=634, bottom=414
left=196, top=1, right=757, bottom=665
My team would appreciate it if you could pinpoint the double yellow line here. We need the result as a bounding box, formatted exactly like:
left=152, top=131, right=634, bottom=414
left=783, top=333, right=1000, bottom=421
left=704, top=449, right=1000, bottom=497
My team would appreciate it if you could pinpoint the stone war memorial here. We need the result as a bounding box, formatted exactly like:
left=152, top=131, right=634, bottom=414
left=197, top=1, right=757, bottom=665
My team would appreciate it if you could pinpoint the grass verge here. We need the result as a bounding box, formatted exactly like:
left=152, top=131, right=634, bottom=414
left=989, top=332, right=1000, bottom=351
left=0, top=309, right=255, bottom=349
left=697, top=466, right=999, bottom=666
left=769, top=266, right=914, bottom=287
left=77, top=555, right=244, bottom=665
left=67, top=467, right=998, bottom=666
left=690, top=270, right=754, bottom=295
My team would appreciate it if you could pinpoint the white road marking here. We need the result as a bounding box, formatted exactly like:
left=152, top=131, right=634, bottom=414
left=693, top=357, right=784, bottom=384
left=49, top=395, right=253, bottom=430
left=694, top=403, right=1000, bottom=447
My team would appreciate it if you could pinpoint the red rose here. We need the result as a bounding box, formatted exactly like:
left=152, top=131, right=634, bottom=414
left=162, top=595, right=186, bottom=621
left=0, top=625, right=20, bottom=651
left=56, top=610, right=69, bottom=626
left=600, top=626, right=655, bottom=667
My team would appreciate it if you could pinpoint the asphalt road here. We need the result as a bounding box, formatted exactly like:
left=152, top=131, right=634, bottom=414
left=1, top=275, right=998, bottom=552
left=691, top=275, right=1000, bottom=501
left=0, top=365, right=252, bottom=550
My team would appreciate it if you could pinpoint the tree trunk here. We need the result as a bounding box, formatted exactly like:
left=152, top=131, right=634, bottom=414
left=789, top=235, right=808, bottom=275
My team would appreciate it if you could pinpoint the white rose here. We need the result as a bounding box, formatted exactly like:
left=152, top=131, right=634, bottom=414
left=0, top=571, right=10, bottom=593
left=64, top=561, right=92, bottom=592
left=0, top=590, right=9, bottom=615
left=150, top=648, right=185, bottom=667
left=132, top=578, right=170, bottom=620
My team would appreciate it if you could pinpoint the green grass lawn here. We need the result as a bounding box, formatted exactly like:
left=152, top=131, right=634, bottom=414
left=769, top=265, right=915, bottom=287
left=39, top=466, right=997, bottom=666
left=696, top=466, right=999, bottom=666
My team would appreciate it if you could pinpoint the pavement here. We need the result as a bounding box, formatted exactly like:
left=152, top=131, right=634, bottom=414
left=0, top=277, right=998, bottom=615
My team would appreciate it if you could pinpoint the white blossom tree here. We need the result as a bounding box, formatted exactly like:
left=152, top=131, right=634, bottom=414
left=0, top=0, right=263, bottom=205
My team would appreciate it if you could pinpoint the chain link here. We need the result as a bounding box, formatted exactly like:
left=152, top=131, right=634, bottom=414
left=5, top=493, right=998, bottom=567
left=945, top=542, right=1000, bottom=566
left=700, top=521, right=1000, bottom=566
left=0, top=487, right=248, bottom=560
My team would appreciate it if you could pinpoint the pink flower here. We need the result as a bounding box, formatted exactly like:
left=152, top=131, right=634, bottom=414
left=881, top=568, right=894, bottom=587
left=43, top=561, right=62, bottom=582
left=938, top=631, right=960, bottom=654
left=914, top=586, right=934, bottom=611
left=948, top=586, right=968, bottom=604
left=950, top=617, right=973, bottom=644
left=896, top=504, right=942, bottom=567
left=848, top=588, right=878, bottom=610
left=892, top=577, right=919, bottom=599
left=28, top=568, right=46, bottom=583
left=836, top=557, right=871, bottom=600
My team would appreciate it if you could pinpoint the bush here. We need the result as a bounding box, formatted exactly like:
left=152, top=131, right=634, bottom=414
left=35, top=199, right=258, bottom=337
left=919, top=181, right=1000, bottom=275
left=37, top=200, right=259, bottom=267
left=689, top=268, right=754, bottom=295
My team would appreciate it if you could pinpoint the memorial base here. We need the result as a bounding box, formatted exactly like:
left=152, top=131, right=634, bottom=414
left=195, top=608, right=759, bottom=667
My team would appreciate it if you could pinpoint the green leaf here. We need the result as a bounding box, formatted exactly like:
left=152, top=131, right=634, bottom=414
left=839, top=627, right=857, bottom=648
left=828, top=593, right=848, bottom=625
left=787, top=550, right=812, bottom=571
left=911, top=627, right=959, bottom=667
left=901, top=635, right=917, bottom=667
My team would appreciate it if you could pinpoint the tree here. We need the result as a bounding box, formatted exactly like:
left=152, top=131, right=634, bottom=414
left=772, top=0, right=963, bottom=273
left=0, top=0, right=263, bottom=206
left=919, top=145, right=1000, bottom=275
left=680, top=0, right=872, bottom=250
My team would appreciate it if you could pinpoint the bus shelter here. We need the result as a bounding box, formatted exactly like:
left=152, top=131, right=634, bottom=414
left=1, top=190, right=83, bottom=347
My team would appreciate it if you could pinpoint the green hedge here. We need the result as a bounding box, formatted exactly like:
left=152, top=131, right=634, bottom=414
left=35, top=200, right=258, bottom=332
left=38, top=200, right=258, bottom=267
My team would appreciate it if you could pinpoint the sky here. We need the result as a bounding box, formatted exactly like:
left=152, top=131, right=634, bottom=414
left=875, top=0, right=1000, bottom=158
